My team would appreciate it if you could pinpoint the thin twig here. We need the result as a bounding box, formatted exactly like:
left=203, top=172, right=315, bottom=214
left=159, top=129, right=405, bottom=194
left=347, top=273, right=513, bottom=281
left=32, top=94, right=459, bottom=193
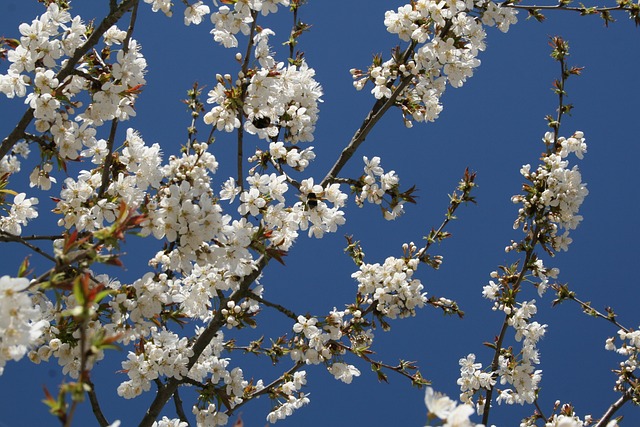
left=173, top=388, right=190, bottom=424
left=505, top=3, right=635, bottom=13
left=534, top=398, right=547, bottom=422
left=0, top=233, right=62, bottom=241
left=269, top=158, right=301, bottom=191
left=0, top=230, right=56, bottom=262
left=225, top=362, right=304, bottom=417
left=122, top=0, right=140, bottom=54
left=320, top=75, right=413, bottom=187
left=594, top=388, right=633, bottom=427
left=86, top=379, right=110, bottom=427
left=236, top=12, right=259, bottom=192
left=98, top=119, right=119, bottom=197
left=250, top=294, right=299, bottom=321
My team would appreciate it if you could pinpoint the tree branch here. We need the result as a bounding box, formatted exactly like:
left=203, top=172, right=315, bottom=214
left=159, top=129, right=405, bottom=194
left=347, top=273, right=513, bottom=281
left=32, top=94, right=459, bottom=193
left=594, top=388, right=633, bottom=427
left=86, top=379, right=110, bottom=427
left=0, top=230, right=56, bottom=262
left=173, top=388, right=190, bottom=424
left=320, top=75, right=413, bottom=187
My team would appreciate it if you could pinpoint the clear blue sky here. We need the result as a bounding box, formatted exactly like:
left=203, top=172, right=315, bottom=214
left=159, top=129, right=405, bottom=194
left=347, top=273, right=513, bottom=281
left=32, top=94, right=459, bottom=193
left=1, top=1, right=639, bottom=426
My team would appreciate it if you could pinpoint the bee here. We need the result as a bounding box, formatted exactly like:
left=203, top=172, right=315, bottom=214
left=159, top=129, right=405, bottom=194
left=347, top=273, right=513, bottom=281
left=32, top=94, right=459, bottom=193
left=251, top=116, right=271, bottom=129
left=306, top=192, right=319, bottom=210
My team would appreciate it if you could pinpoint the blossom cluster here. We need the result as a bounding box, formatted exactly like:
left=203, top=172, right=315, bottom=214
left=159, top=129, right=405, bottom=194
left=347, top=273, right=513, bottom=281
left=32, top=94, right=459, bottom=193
left=0, top=192, right=38, bottom=236
left=0, top=2, right=146, bottom=155
left=353, top=156, right=407, bottom=220
left=424, top=386, right=477, bottom=427
left=266, top=371, right=309, bottom=423
left=204, top=58, right=322, bottom=145
left=208, top=0, right=290, bottom=48
left=352, top=0, right=517, bottom=127
left=512, top=131, right=589, bottom=253
left=0, top=276, right=48, bottom=376
left=605, top=327, right=640, bottom=397
left=351, top=252, right=427, bottom=319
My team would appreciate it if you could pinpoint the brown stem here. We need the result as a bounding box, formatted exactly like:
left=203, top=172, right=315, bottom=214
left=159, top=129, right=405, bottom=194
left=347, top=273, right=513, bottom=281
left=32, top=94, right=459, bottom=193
left=251, top=294, right=299, bottom=321
left=0, top=230, right=56, bottom=262
left=505, top=3, right=635, bottom=13
left=98, top=119, right=119, bottom=197
left=122, top=0, right=139, bottom=54
left=87, top=379, right=110, bottom=427
left=594, top=388, right=633, bottom=427
left=173, top=388, right=189, bottom=424
left=236, top=12, right=259, bottom=192
left=320, top=75, right=413, bottom=187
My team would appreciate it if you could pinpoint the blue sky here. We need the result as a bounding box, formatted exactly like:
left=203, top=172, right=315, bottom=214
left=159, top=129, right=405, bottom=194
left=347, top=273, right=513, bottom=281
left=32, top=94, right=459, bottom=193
left=0, top=1, right=639, bottom=426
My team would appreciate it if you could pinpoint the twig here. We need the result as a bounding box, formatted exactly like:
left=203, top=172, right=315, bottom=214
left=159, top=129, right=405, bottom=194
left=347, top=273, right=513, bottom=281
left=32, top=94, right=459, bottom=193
left=594, top=388, right=633, bottom=427
left=236, top=12, right=259, bottom=192
left=534, top=398, right=547, bottom=422
left=0, top=232, right=62, bottom=241
left=86, top=378, right=110, bottom=427
left=98, top=119, right=119, bottom=197
left=173, top=388, right=190, bottom=424
left=505, top=3, right=635, bottom=13
left=250, top=294, right=299, bottom=321
left=225, top=362, right=304, bottom=417
left=320, top=75, right=413, bottom=187
left=122, top=0, right=140, bottom=54
left=269, top=158, right=301, bottom=191
left=0, top=230, right=56, bottom=262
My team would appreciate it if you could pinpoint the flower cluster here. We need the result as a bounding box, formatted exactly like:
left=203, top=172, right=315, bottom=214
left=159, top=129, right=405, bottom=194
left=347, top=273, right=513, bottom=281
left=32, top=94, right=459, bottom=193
left=0, top=276, right=48, bottom=375
left=0, top=3, right=147, bottom=156
left=352, top=0, right=517, bottom=127
left=268, top=141, right=316, bottom=171
left=457, top=353, right=495, bottom=408
left=152, top=417, right=188, bottom=427
left=496, top=300, right=545, bottom=405
left=193, top=403, right=229, bottom=426
left=204, top=59, right=322, bottom=144
left=117, top=327, right=193, bottom=399
left=0, top=192, right=38, bottom=236
left=480, top=270, right=547, bottom=406
left=351, top=251, right=427, bottom=320
left=424, top=387, right=476, bottom=427
left=512, top=131, right=589, bottom=253
left=290, top=314, right=339, bottom=365
left=266, top=371, right=309, bottom=423
left=207, top=0, right=290, bottom=48
left=605, top=327, right=640, bottom=399
left=355, top=156, right=407, bottom=220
